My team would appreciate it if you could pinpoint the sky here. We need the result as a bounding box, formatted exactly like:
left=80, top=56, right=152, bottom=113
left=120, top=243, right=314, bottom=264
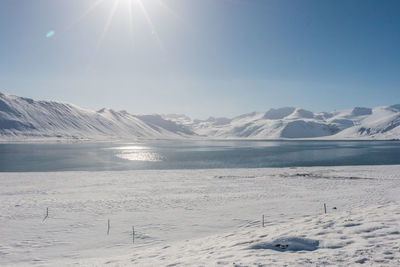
left=1, top=0, right=400, bottom=119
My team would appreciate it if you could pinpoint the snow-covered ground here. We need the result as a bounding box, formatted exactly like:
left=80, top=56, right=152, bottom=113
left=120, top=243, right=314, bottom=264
left=1, top=165, right=400, bottom=266
left=74, top=202, right=400, bottom=266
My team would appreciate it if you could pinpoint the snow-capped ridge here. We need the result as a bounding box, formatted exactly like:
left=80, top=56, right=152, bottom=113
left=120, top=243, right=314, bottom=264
left=388, top=104, right=400, bottom=112
left=351, top=107, right=372, bottom=116
left=281, top=120, right=339, bottom=138
left=185, top=104, right=400, bottom=139
left=136, top=114, right=195, bottom=136
left=264, top=107, right=296, bottom=120
left=1, top=91, right=400, bottom=140
left=0, top=92, right=195, bottom=140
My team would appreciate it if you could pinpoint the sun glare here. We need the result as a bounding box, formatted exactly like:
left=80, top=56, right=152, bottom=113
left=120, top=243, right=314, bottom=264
left=71, top=0, right=172, bottom=55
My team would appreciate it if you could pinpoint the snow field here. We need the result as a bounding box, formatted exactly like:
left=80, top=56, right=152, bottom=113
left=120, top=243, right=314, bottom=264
left=1, top=165, right=400, bottom=266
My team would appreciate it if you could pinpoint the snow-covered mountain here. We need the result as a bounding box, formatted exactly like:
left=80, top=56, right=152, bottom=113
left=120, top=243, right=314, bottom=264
left=1, top=91, right=400, bottom=140
left=165, top=106, right=400, bottom=140
left=0, top=92, right=195, bottom=140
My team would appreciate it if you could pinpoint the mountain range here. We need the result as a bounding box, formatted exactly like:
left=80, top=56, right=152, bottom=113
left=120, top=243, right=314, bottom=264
left=1, top=91, right=400, bottom=140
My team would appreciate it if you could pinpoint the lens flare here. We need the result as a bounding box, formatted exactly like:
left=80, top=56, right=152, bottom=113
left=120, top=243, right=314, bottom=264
left=46, top=30, right=55, bottom=38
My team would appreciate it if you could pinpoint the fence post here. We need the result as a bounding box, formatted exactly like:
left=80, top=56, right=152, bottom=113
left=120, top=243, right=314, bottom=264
left=132, top=226, right=135, bottom=244
left=42, top=207, right=49, bottom=222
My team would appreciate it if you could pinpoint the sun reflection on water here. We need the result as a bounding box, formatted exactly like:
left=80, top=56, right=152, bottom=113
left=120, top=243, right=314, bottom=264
left=110, top=145, right=163, bottom=162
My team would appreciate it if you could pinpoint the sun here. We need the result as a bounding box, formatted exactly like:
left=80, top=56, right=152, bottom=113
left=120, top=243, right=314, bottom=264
left=71, top=0, right=175, bottom=54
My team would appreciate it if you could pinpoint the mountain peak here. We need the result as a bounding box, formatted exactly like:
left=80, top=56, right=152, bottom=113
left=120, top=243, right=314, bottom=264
left=351, top=107, right=372, bottom=116
left=264, top=107, right=296, bottom=120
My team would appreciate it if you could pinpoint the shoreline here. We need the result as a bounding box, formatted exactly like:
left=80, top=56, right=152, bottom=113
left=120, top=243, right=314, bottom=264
left=1, top=137, right=399, bottom=144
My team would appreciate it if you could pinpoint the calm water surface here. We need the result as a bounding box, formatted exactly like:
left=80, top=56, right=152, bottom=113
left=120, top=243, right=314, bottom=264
left=1, top=140, right=400, bottom=172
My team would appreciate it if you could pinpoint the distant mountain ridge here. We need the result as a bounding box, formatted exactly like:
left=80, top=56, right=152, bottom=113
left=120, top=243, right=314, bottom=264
left=163, top=105, right=400, bottom=140
left=1, top=91, right=400, bottom=140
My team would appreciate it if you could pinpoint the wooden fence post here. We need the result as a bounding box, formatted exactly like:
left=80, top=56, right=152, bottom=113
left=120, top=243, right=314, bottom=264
left=132, top=226, right=135, bottom=244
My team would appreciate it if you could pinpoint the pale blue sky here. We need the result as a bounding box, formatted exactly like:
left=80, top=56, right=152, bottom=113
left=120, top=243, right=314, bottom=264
left=1, top=0, right=400, bottom=118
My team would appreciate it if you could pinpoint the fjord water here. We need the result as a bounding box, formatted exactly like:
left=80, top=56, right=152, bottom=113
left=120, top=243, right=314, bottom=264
left=1, top=140, right=400, bottom=172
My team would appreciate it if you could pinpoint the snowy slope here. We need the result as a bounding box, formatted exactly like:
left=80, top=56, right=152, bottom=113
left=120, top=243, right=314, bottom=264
left=331, top=105, right=400, bottom=139
left=0, top=92, right=195, bottom=140
left=165, top=105, right=400, bottom=139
